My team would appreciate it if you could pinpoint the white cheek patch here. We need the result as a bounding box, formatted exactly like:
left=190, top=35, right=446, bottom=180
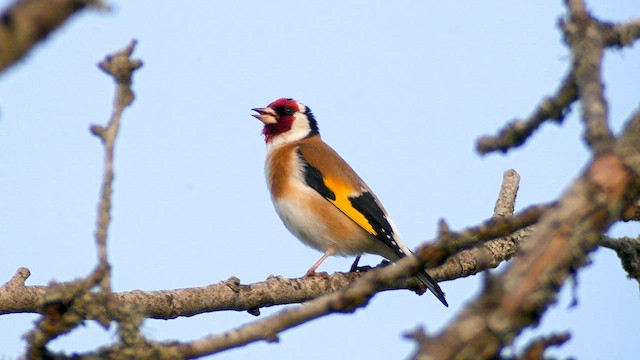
left=266, top=113, right=313, bottom=152
left=291, top=112, right=312, bottom=136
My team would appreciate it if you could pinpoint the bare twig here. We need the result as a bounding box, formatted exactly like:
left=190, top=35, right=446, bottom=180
left=600, top=235, right=640, bottom=284
left=477, top=73, right=578, bottom=155
left=602, top=19, right=640, bottom=47
left=22, top=40, right=142, bottom=360
left=477, top=6, right=640, bottom=156
left=563, top=0, right=614, bottom=153
left=494, top=169, right=520, bottom=217
left=90, top=39, right=142, bottom=295
left=429, top=170, right=538, bottom=281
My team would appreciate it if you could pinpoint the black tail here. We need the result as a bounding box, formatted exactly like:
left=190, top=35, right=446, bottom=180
left=416, top=270, right=448, bottom=307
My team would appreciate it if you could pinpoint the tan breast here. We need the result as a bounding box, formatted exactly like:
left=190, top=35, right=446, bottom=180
left=265, top=142, right=299, bottom=199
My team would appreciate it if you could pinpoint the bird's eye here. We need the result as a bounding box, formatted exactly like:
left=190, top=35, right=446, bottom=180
left=283, top=107, right=294, bottom=115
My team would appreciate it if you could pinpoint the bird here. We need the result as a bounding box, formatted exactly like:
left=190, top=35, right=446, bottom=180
left=251, top=98, right=447, bottom=306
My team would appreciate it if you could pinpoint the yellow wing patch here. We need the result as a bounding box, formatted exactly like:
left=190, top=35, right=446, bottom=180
left=323, top=176, right=376, bottom=236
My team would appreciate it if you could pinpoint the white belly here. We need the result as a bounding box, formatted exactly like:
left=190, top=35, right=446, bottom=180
left=272, top=187, right=394, bottom=258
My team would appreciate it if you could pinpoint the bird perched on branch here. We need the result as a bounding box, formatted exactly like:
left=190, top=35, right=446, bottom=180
left=251, top=98, right=447, bottom=306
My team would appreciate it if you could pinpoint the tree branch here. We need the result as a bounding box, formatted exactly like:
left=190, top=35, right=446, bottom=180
left=563, top=0, right=614, bottom=153
left=477, top=3, right=640, bottom=156
left=0, top=0, right=107, bottom=73
left=517, top=332, right=572, bottom=360
left=428, top=170, right=541, bottom=282
left=476, top=72, right=578, bottom=155
left=410, top=102, right=640, bottom=360
left=2, top=171, right=551, bottom=344
left=599, top=235, right=640, bottom=285
left=22, top=40, right=142, bottom=360
left=90, top=39, right=142, bottom=295
left=602, top=19, right=640, bottom=48
left=4, top=170, right=540, bottom=359
left=0, top=271, right=426, bottom=318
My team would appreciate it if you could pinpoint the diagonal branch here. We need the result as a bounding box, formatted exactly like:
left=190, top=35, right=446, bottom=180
left=476, top=72, right=578, bottom=155
left=0, top=0, right=108, bottom=74
left=411, top=102, right=640, bottom=360
left=477, top=4, right=640, bottom=156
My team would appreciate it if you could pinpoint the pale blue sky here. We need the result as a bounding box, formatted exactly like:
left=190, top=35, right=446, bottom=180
left=1, top=1, right=638, bottom=359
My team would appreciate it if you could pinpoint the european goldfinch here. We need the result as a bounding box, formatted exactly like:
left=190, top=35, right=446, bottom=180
left=252, top=98, right=447, bottom=306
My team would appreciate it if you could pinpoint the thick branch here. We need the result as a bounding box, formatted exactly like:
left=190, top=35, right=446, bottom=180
left=0, top=270, right=427, bottom=318
left=0, top=0, right=106, bottom=73
left=411, top=108, right=640, bottom=360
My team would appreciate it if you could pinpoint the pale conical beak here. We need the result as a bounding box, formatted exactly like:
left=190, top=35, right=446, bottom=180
left=251, top=107, right=278, bottom=124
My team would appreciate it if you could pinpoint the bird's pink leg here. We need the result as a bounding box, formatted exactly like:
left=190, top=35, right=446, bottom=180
left=304, top=249, right=335, bottom=277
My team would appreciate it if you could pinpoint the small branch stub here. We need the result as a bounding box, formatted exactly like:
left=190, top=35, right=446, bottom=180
left=98, top=39, right=143, bottom=85
left=97, top=40, right=143, bottom=111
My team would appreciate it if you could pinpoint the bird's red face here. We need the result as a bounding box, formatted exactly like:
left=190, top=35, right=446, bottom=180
left=252, top=98, right=316, bottom=144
